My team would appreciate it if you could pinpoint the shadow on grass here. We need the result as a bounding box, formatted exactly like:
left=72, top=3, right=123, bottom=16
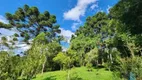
left=43, top=75, right=56, bottom=80
left=76, top=78, right=83, bottom=80
left=70, top=76, right=83, bottom=80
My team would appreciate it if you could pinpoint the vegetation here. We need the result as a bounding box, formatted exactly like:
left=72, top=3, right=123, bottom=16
left=0, top=0, right=142, bottom=80
left=33, top=67, right=114, bottom=80
left=3, top=4, right=61, bottom=42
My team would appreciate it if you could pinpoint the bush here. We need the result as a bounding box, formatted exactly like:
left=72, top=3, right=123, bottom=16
left=86, top=62, right=93, bottom=72
left=119, top=57, right=142, bottom=79
left=66, top=70, right=83, bottom=80
left=112, top=72, right=123, bottom=80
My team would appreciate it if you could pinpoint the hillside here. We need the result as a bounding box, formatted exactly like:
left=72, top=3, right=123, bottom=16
left=33, top=67, right=117, bottom=80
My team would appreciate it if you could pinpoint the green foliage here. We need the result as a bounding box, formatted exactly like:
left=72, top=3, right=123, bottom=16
left=53, top=52, right=69, bottom=70
left=23, top=33, right=30, bottom=42
left=0, top=36, right=9, bottom=47
left=33, top=32, right=47, bottom=44
left=67, top=70, right=82, bottom=80
left=86, top=63, right=93, bottom=72
left=0, top=51, right=10, bottom=79
left=0, top=22, right=11, bottom=28
left=112, top=72, right=123, bottom=80
left=0, top=51, right=23, bottom=80
left=23, top=43, right=48, bottom=79
left=1, top=36, right=7, bottom=42
left=3, top=4, right=61, bottom=42
left=110, top=0, right=142, bottom=34
left=85, top=48, right=98, bottom=70
left=119, top=57, right=142, bottom=79
left=0, top=1, right=142, bottom=80
left=70, top=12, right=120, bottom=67
left=13, top=37, right=18, bottom=41
left=14, top=33, right=19, bottom=37
left=3, top=42, right=9, bottom=47
left=47, top=41, right=62, bottom=55
left=66, top=49, right=78, bottom=67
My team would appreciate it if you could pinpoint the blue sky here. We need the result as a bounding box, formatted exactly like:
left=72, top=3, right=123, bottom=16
left=0, top=0, right=119, bottom=52
left=0, top=0, right=118, bottom=31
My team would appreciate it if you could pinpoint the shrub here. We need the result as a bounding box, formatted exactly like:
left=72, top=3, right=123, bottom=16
left=119, top=57, right=142, bottom=79
left=86, top=62, right=93, bottom=72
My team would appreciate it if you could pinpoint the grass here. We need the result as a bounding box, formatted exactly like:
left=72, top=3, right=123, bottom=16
left=33, top=67, right=119, bottom=80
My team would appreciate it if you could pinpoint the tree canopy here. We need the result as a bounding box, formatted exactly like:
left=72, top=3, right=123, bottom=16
left=3, top=4, right=61, bottom=42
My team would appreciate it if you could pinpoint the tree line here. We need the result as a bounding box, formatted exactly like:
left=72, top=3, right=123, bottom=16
left=0, top=0, right=142, bottom=80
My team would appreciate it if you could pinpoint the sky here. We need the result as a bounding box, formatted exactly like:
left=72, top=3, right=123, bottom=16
left=0, top=0, right=119, bottom=53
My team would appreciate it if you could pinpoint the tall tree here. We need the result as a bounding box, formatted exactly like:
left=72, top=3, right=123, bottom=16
left=3, top=4, right=61, bottom=42
left=110, top=0, right=142, bottom=35
left=0, top=51, right=23, bottom=80
left=70, top=12, right=118, bottom=66
left=25, top=32, right=62, bottom=76
left=110, top=0, right=142, bottom=57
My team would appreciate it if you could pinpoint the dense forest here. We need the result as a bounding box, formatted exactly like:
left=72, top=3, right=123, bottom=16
left=0, top=0, right=142, bottom=80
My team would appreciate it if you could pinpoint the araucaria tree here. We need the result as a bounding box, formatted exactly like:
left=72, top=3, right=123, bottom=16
left=0, top=4, right=63, bottom=80
left=4, top=4, right=61, bottom=42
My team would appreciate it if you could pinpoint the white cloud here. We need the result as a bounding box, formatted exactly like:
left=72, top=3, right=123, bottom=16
left=60, top=28, right=74, bottom=43
left=0, top=28, right=31, bottom=54
left=71, top=22, right=81, bottom=31
left=107, top=5, right=112, bottom=13
left=0, top=15, right=8, bottom=24
left=0, top=28, right=17, bottom=36
left=14, top=43, right=31, bottom=54
left=63, top=0, right=97, bottom=21
left=90, top=4, right=98, bottom=10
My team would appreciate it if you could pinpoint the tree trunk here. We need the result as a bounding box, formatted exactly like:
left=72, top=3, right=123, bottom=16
left=110, top=53, right=113, bottom=64
left=60, top=64, right=62, bottom=70
left=41, top=58, right=47, bottom=74
left=140, top=50, right=142, bottom=56
left=67, top=70, right=70, bottom=80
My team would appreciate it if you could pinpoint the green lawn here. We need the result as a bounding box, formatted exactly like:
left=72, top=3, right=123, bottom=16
left=33, top=67, right=121, bottom=80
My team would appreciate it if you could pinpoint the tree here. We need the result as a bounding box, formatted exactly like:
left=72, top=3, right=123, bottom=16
left=0, top=4, right=63, bottom=78
left=0, top=36, right=9, bottom=50
left=23, top=44, right=47, bottom=79
left=53, top=51, right=77, bottom=80
left=70, top=12, right=118, bottom=66
left=24, top=32, right=62, bottom=75
left=85, top=48, right=98, bottom=71
left=119, top=57, right=142, bottom=79
left=3, top=4, right=61, bottom=42
left=0, top=51, right=23, bottom=80
left=0, top=22, right=11, bottom=28
left=110, top=0, right=142, bottom=55
left=110, top=0, right=142, bottom=57
left=53, top=52, right=70, bottom=70
left=45, top=41, right=62, bottom=71
left=66, top=49, right=78, bottom=67
left=7, top=55, right=23, bottom=80
left=110, top=0, right=142, bottom=35
left=0, top=51, right=10, bottom=79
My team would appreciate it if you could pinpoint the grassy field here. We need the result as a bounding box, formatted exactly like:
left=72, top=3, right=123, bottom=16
left=33, top=67, right=120, bottom=80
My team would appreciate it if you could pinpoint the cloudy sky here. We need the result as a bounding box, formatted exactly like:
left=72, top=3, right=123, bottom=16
left=0, top=0, right=118, bottom=52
